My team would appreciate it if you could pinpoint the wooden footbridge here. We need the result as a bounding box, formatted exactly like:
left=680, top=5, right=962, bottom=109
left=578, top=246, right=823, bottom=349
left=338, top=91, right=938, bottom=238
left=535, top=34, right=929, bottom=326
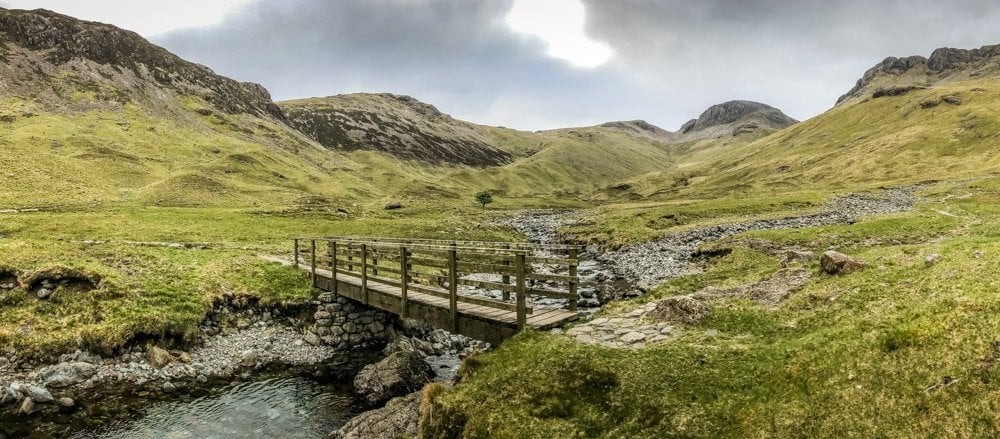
left=293, top=236, right=582, bottom=345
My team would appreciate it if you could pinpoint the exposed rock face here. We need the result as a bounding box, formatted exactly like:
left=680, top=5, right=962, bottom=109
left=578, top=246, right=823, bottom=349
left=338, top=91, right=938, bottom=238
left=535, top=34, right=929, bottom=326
left=279, top=93, right=513, bottom=167
left=353, top=350, right=432, bottom=406
left=0, top=7, right=284, bottom=119
left=820, top=251, right=866, bottom=275
left=673, top=100, right=797, bottom=141
left=837, top=44, right=1000, bottom=104
left=328, top=390, right=421, bottom=439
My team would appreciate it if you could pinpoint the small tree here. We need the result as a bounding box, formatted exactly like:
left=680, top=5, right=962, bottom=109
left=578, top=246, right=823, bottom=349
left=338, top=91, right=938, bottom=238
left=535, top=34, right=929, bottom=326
left=475, top=190, right=494, bottom=209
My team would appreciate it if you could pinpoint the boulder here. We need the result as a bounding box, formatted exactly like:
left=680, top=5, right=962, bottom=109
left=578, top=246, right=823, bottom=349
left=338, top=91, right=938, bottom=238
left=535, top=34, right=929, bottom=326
left=38, top=361, right=97, bottom=388
left=820, top=251, right=866, bottom=275
left=925, top=254, right=942, bottom=267
left=353, top=350, right=432, bottom=406
left=146, top=345, right=175, bottom=368
left=327, top=391, right=421, bottom=439
left=384, top=201, right=403, bottom=210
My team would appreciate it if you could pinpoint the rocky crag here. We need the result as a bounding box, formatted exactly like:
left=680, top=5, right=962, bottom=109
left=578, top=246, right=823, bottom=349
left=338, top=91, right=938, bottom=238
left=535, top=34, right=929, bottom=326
left=0, top=7, right=283, bottom=118
left=837, top=44, right=1000, bottom=104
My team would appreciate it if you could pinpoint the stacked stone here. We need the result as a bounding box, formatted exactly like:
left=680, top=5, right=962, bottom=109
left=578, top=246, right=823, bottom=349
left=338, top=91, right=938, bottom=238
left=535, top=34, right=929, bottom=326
left=306, top=293, right=393, bottom=350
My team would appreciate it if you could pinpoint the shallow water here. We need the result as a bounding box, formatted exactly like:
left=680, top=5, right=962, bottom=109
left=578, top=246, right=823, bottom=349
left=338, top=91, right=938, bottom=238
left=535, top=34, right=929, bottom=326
left=66, top=377, right=355, bottom=439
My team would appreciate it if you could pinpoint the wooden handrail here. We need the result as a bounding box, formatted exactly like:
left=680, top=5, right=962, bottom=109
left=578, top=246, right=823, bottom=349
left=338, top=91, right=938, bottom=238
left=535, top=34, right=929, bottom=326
left=298, top=236, right=582, bottom=330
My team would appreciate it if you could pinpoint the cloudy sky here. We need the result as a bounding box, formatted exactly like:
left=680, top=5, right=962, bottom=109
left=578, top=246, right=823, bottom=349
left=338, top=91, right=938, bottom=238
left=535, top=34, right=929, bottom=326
left=3, top=0, right=1000, bottom=130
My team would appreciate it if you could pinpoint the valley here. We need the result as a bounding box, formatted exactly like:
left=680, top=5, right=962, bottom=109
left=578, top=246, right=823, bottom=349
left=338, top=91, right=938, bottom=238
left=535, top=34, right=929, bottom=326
left=3, top=5, right=1000, bottom=439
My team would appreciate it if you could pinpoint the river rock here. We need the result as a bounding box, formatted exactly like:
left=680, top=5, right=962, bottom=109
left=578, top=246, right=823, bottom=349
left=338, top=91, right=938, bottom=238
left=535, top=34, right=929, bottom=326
left=57, top=397, right=75, bottom=407
left=24, top=385, right=53, bottom=403
left=0, top=384, right=16, bottom=405
left=19, top=397, right=35, bottom=414
left=353, top=351, right=432, bottom=406
left=304, top=331, right=321, bottom=346
left=328, top=390, right=421, bottom=439
left=146, top=345, right=175, bottom=368
left=38, top=361, right=97, bottom=387
left=240, top=350, right=259, bottom=368
left=820, top=251, right=866, bottom=275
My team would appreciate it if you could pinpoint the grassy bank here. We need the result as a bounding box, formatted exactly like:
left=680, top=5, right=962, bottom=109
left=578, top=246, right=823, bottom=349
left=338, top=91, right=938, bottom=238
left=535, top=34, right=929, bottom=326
left=421, top=178, right=1000, bottom=437
left=0, top=205, right=519, bottom=360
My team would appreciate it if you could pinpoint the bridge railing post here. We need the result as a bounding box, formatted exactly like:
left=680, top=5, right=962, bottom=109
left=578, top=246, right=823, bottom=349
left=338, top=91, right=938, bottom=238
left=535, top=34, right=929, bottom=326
left=293, top=238, right=299, bottom=268
left=515, top=251, right=527, bottom=330
left=501, top=243, right=511, bottom=302
left=310, top=239, right=317, bottom=288
left=361, top=243, right=369, bottom=305
left=400, top=245, right=409, bottom=318
left=347, top=242, right=354, bottom=272
left=568, top=247, right=578, bottom=311
left=448, top=244, right=458, bottom=332
left=330, top=240, right=338, bottom=296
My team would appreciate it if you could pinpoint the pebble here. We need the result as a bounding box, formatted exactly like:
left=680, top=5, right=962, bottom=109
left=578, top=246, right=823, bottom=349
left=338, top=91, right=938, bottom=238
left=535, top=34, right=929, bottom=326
left=57, top=397, right=74, bottom=407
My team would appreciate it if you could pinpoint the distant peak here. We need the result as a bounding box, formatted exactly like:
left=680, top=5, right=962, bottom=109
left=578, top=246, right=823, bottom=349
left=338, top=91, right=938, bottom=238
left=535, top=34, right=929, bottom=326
left=681, top=100, right=797, bottom=134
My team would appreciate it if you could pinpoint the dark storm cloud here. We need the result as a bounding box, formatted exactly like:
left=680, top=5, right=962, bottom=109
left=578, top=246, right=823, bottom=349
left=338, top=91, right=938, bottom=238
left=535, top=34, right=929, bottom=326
left=153, top=0, right=1000, bottom=130
left=154, top=0, right=653, bottom=130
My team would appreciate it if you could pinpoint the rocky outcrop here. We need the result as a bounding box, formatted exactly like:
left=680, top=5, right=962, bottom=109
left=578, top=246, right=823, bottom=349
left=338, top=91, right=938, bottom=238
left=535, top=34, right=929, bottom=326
left=0, top=7, right=284, bottom=119
left=836, top=44, right=1000, bottom=104
left=328, top=390, right=421, bottom=439
left=279, top=93, right=513, bottom=167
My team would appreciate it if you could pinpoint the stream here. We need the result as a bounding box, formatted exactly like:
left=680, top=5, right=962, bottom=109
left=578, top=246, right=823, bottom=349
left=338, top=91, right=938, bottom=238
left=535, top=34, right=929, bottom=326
left=4, top=372, right=361, bottom=439
left=68, top=377, right=355, bottom=439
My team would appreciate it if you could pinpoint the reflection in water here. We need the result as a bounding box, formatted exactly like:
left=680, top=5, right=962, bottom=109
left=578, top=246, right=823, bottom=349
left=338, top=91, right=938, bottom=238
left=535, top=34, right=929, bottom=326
left=70, top=377, right=355, bottom=439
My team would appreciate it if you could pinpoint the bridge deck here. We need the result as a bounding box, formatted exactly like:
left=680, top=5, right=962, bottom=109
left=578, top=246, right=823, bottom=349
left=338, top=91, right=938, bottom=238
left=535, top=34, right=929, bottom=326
left=296, top=237, right=583, bottom=345
left=307, top=267, right=579, bottom=344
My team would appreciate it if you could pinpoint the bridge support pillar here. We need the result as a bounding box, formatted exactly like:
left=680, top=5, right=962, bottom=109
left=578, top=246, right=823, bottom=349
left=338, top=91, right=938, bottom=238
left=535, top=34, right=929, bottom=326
left=305, top=291, right=394, bottom=350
